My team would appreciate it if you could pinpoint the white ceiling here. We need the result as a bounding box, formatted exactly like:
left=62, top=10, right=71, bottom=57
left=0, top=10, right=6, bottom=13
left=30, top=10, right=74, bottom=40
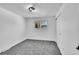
left=0, top=3, right=63, bottom=17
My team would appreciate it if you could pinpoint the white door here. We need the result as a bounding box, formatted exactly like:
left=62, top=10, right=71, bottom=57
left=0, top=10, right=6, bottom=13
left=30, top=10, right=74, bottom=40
left=57, top=3, right=79, bottom=55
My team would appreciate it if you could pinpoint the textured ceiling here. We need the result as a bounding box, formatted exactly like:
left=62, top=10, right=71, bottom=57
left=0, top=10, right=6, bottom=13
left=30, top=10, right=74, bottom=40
left=0, top=3, right=63, bottom=17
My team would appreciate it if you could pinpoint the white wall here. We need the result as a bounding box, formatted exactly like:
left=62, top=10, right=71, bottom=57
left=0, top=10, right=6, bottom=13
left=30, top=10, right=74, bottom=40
left=25, top=17, right=56, bottom=41
left=0, top=8, right=26, bottom=53
left=57, top=4, right=79, bottom=55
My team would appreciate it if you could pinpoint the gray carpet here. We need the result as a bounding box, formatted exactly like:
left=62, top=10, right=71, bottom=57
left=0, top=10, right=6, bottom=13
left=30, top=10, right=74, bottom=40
left=0, top=39, right=61, bottom=55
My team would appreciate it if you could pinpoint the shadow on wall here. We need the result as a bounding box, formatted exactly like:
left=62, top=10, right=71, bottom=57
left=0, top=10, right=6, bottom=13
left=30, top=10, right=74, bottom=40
left=0, top=39, right=61, bottom=55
